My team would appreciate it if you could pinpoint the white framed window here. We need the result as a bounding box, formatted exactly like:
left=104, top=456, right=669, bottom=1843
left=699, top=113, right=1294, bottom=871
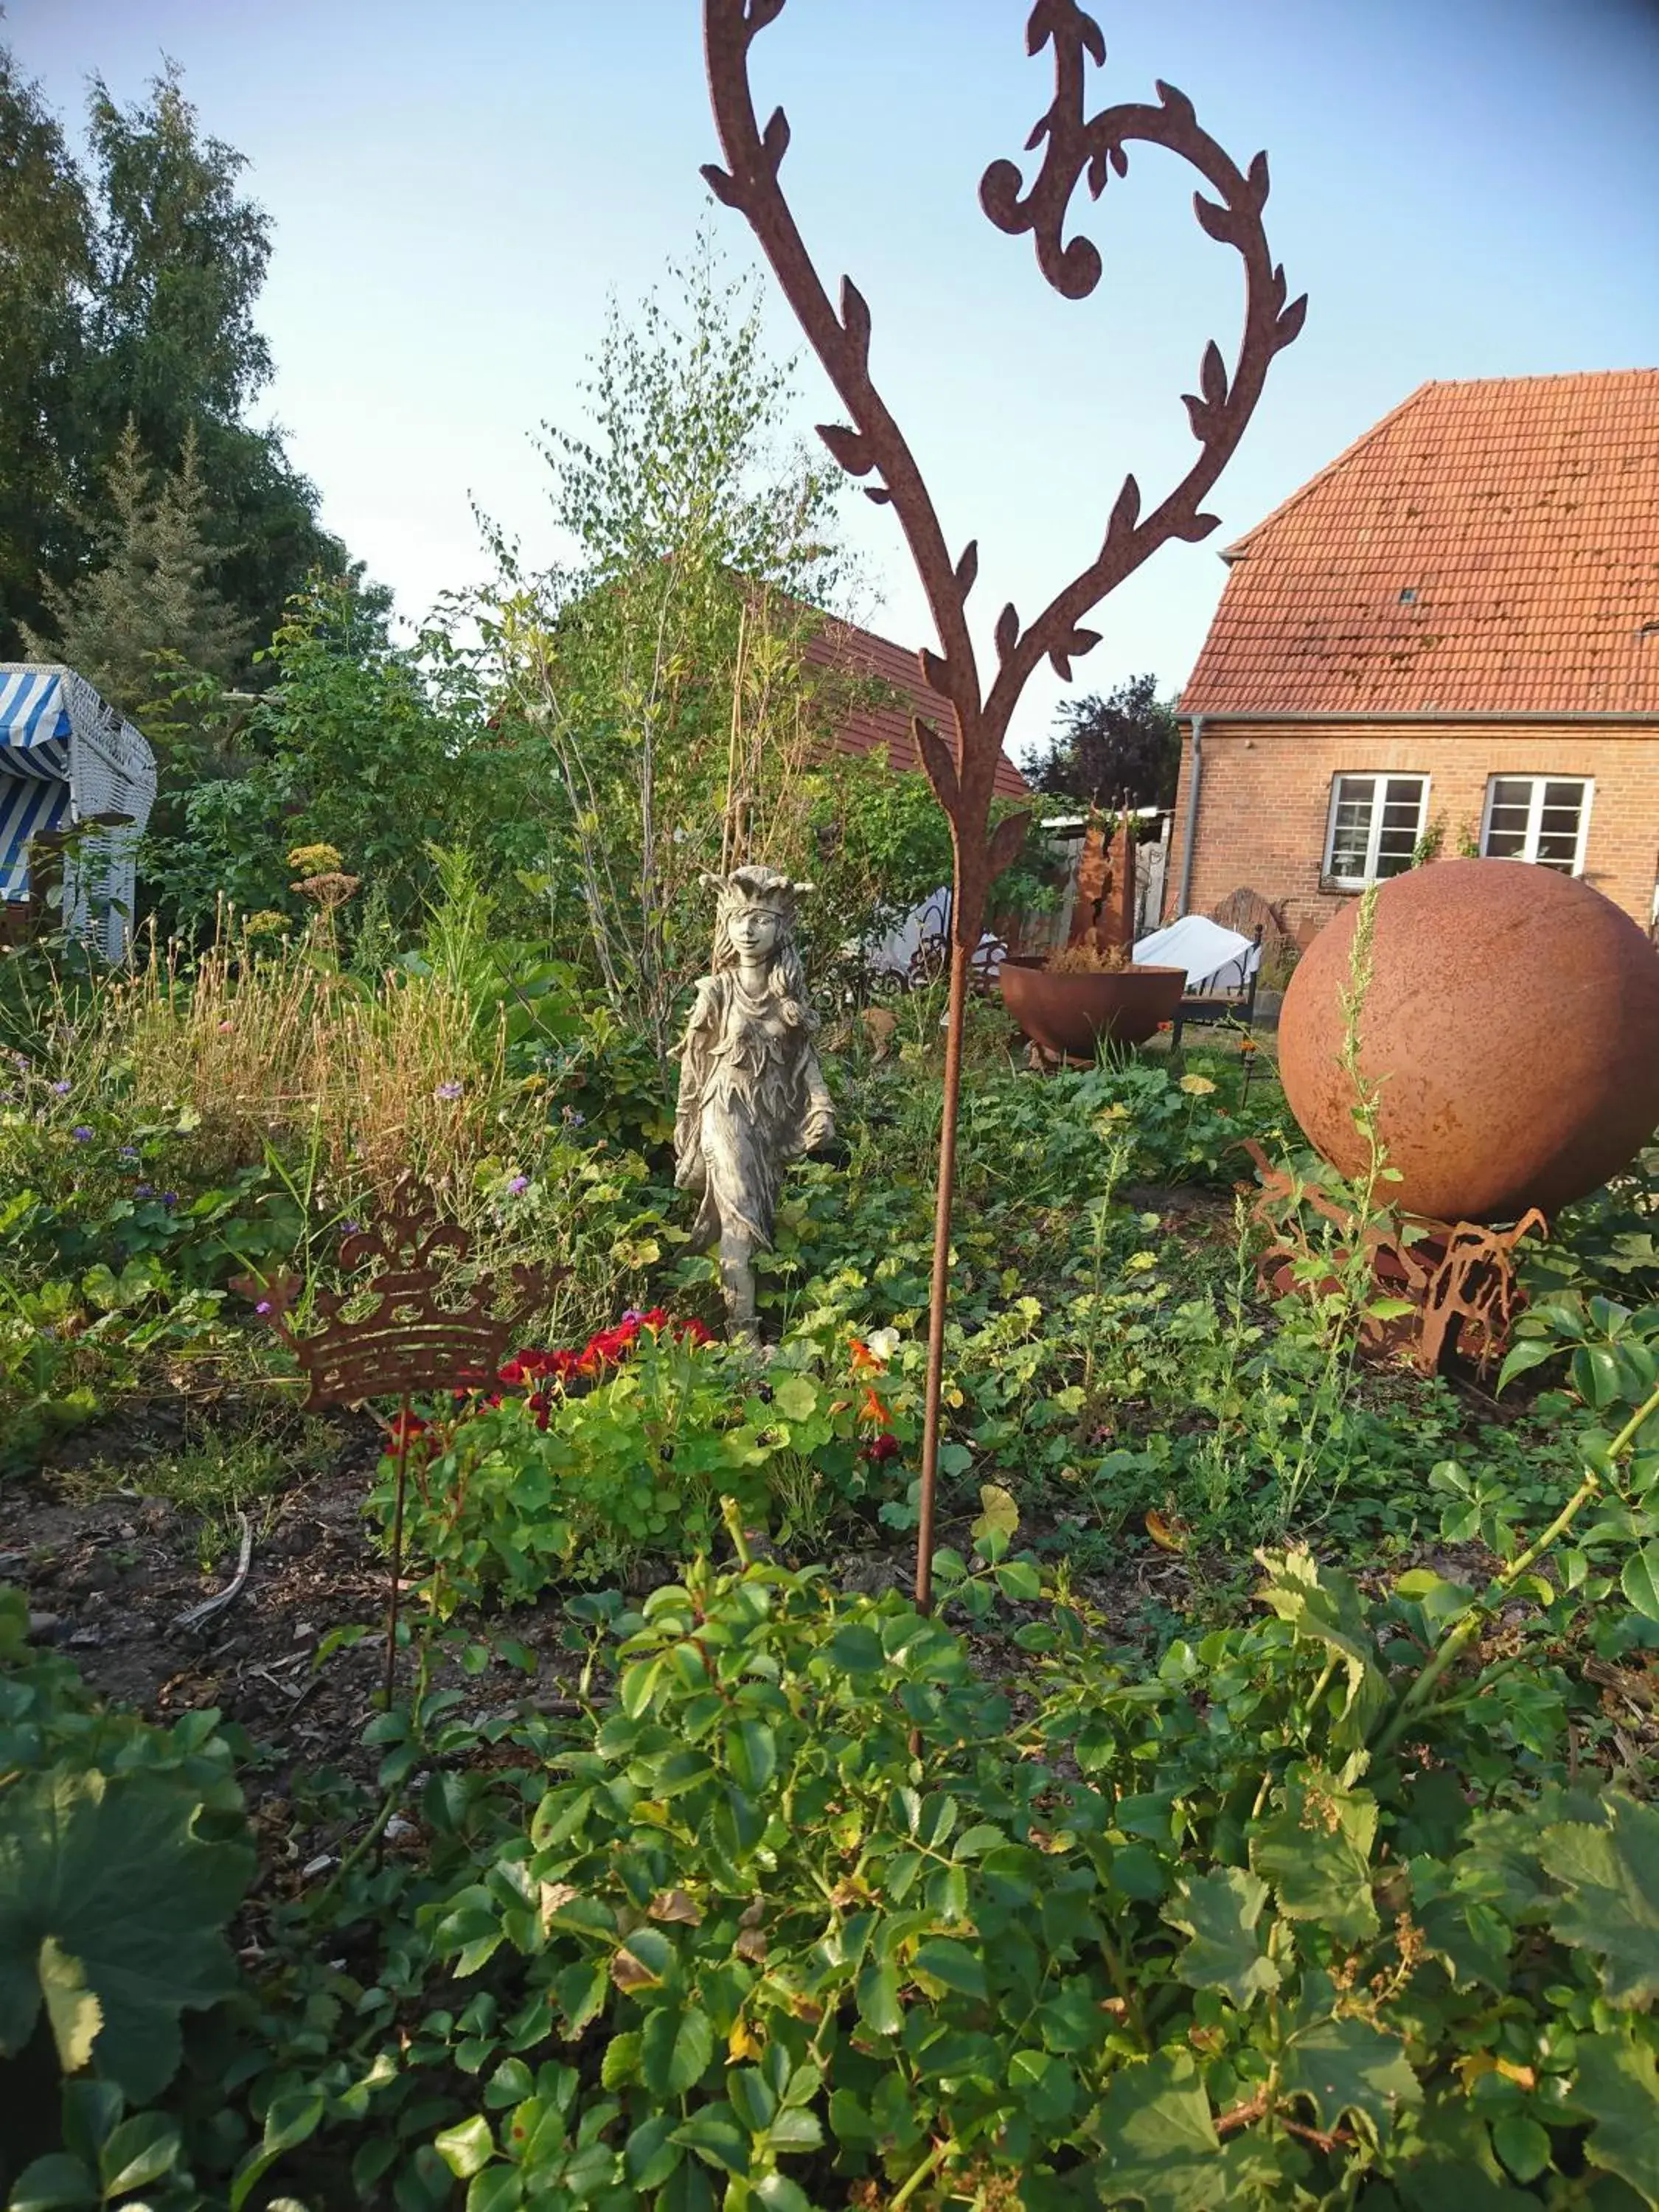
left=1479, top=776, right=1592, bottom=874
left=1322, top=773, right=1429, bottom=889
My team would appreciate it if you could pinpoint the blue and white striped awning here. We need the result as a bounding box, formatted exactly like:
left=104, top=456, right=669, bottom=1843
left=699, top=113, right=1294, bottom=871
left=0, top=667, right=74, bottom=780
left=0, top=669, right=74, bottom=898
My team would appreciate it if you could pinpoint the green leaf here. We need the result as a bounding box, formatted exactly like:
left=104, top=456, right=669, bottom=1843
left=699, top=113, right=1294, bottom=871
left=624, top=2112, right=682, bottom=2190
left=1620, top=1543, right=1659, bottom=1621
left=0, top=1769, right=251, bottom=2104
left=993, top=1559, right=1042, bottom=1602
left=435, top=2115, right=496, bottom=2180
left=827, top=1624, right=884, bottom=1674
left=1278, top=2006, right=1422, bottom=2144
left=1093, top=2049, right=1222, bottom=2212
left=1254, top=1550, right=1388, bottom=1748
left=466, top=2171, right=524, bottom=2212
left=602, top=2030, right=640, bottom=2090
left=1251, top=1771, right=1380, bottom=1944
left=229, top=2090, right=325, bottom=2210
left=99, top=2112, right=182, bottom=2197
left=1496, top=1337, right=1560, bottom=1392
left=1538, top=1795, right=1659, bottom=2006
left=727, top=1719, right=778, bottom=1796
left=1575, top=2033, right=1659, bottom=2202
left=6, top=2154, right=99, bottom=2211
left=754, top=2179, right=812, bottom=2212
left=856, top=1960, right=902, bottom=2035
left=728, top=2067, right=776, bottom=2134
left=672, top=2104, right=750, bottom=2177
left=639, top=2003, right=714, bottom=2098
left=771, top=1375, right=818, bottom=1423
left=909, top=1938, right=987, bottom=2000
left=766, top=2109, right=823, bottom=2153
left=1490, top=2114, right=1551, bottom=2185
left=1163, top=1868, right=1280, bottom=2008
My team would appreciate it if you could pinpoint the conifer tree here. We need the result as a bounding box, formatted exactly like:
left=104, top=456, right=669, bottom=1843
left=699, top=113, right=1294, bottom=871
left=21, top=421, right=247, bottom=716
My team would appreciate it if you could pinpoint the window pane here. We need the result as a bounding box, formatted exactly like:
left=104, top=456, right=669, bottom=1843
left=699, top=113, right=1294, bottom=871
left=1484, top=776, right=1531, bottom=859
left=1328, top=778, right=1374, bottom=877
left=1536, top=783, right=1585, bottom=869
left=1374, top=777, right=1424, bottom=877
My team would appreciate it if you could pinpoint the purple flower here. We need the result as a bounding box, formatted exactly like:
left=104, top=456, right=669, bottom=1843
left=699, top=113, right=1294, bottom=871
left=622, top=1309, right=643, bottom=1325
left=161, top=1192, right=178, bottom=1208
left=71, top=1126, right=94, bottom=1143
left=135, top=1183, right=153, bottom=1198
left=51, top=1080, right=71, bottom=1096
left=562, top=1106, right=585, bottom=1128
left=507, top=1174, right=529, bottom=1195
left=256, top=1299, right=272, bottom=1316
left=434, top=1081, right=463, bottom=1102
left=119, top=1146, right=139, bottom=1161
left=342, top=1220, right=361, bottom=1237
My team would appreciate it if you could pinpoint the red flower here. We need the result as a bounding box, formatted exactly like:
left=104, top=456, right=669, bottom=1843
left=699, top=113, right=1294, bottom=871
left=528, top=1391, right=552, bottom=1431
left=638, top=1307, right=669, bottom=1332
left=676, top=1316, right=714, bottom=1349
left=386, top=1411, right=428, bottom=1450
left=498, top=1356, right=529, bottom=1388
left=863, top=1432, right=901, bottom=1464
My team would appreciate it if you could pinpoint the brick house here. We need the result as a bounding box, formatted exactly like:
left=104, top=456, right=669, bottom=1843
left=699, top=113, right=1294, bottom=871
left=801, top=611, right=1029, bottom=799
left=1166, top=369, right=1659, bottom=939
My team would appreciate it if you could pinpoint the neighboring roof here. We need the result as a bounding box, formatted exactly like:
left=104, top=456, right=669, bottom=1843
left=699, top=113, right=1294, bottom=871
left=1180, top=369, right=1659, bottom=717
left=801, top=613, right=1030, bottom=798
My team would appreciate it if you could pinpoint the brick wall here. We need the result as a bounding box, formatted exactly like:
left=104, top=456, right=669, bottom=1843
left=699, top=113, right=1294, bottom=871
left=1164, top=721, right=1659, bottom=935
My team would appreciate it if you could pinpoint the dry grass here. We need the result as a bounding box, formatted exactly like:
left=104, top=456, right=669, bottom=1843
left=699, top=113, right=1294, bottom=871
left=83, top=916, right=521, bottom=1203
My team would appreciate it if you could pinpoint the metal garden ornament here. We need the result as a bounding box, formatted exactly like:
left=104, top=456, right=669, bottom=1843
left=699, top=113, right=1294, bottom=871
left=703, top=0, right=1304, bottom=1606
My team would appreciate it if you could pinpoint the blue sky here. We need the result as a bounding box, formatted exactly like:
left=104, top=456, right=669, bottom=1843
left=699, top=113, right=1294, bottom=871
left=8, top=0, right=1658, bottom=758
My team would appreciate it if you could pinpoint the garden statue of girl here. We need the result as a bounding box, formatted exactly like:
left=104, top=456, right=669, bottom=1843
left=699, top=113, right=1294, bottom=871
left=675, top=866, right=835, bottom=1340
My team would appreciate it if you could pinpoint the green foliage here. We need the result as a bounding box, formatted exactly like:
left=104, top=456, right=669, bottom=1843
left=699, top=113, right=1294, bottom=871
left=143, top=580, right=525, bottom=936
left=0, top=45, right=345, bottom=665
left=375, top=1331, right=906, bottom=1603
left=0, top=1767, right=252, bottom=2104
left=231, top=1508, right=1659, bottom=2211
left=20, top=423, right=247, bottom=724
left=0, top=1587, right=251, bottom=2199
left=1026, top=672, right=1181, bottom=811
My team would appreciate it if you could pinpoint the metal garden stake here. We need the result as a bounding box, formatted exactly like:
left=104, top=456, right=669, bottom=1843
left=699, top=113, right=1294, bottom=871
left=703, top=0, right=1304, bottom=1608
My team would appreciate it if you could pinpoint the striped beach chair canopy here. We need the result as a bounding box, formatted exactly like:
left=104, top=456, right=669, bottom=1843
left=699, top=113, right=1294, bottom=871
left=0, top=665, right=157, bottom=956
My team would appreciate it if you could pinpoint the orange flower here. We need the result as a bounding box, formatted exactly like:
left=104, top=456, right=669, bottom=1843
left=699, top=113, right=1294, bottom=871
left=858, top=1385, right=894, bottom=1429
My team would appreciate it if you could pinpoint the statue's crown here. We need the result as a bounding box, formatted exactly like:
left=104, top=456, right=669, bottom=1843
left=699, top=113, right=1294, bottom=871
left=706, top=865, right=813, bottom=917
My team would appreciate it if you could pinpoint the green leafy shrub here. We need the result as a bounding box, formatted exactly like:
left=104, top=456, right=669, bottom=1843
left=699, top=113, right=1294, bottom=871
left=0, top=1589, right=252, bottom=2199
left=383, top=1517, right=1659, bottom=2211
left=376, top=1329, right=913, bottom=1604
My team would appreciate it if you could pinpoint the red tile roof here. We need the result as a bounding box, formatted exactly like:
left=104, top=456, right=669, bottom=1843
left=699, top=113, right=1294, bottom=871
left=803, top=613, right=1030, bottom=798
left=1180, top=369, right=1659, bottom=717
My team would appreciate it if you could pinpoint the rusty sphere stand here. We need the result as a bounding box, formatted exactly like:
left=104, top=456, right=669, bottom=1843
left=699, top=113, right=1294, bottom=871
left=703, top=0, right=1303, bottom=1606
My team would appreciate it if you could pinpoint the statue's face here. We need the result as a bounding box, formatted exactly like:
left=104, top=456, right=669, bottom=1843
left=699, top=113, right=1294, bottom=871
left=729, top=902, right=785, bottom=961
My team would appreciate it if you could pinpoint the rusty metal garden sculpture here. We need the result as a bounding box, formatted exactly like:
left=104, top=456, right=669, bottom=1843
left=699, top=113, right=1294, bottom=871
left=237, top=1180, right=560, bottom=1702
left=703, top=0, right=1303, bottom=1606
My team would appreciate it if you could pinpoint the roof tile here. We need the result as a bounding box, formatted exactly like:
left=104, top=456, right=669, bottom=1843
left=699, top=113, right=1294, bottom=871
left=804, top=616, right=1029, bottom=798
left=1180, top=369, right=1659, bottom=717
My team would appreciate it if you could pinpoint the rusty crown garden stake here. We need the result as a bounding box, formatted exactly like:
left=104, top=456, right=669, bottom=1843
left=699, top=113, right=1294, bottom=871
left=703, top=0, right=1304, bottom=1607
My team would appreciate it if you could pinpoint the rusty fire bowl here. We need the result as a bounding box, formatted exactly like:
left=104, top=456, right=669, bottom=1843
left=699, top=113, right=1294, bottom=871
left=998, top=959, right=1186, bottom=1061
left=1278, top=860, right=1659, bottom=1223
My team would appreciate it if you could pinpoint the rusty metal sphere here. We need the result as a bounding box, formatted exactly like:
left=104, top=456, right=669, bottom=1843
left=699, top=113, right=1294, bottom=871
left=1277, top=860, right=1659, bottom=1223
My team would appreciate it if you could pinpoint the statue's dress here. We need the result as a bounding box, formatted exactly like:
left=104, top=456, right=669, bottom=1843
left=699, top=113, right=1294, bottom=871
left=674, top=973, right=831, bottom=1252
